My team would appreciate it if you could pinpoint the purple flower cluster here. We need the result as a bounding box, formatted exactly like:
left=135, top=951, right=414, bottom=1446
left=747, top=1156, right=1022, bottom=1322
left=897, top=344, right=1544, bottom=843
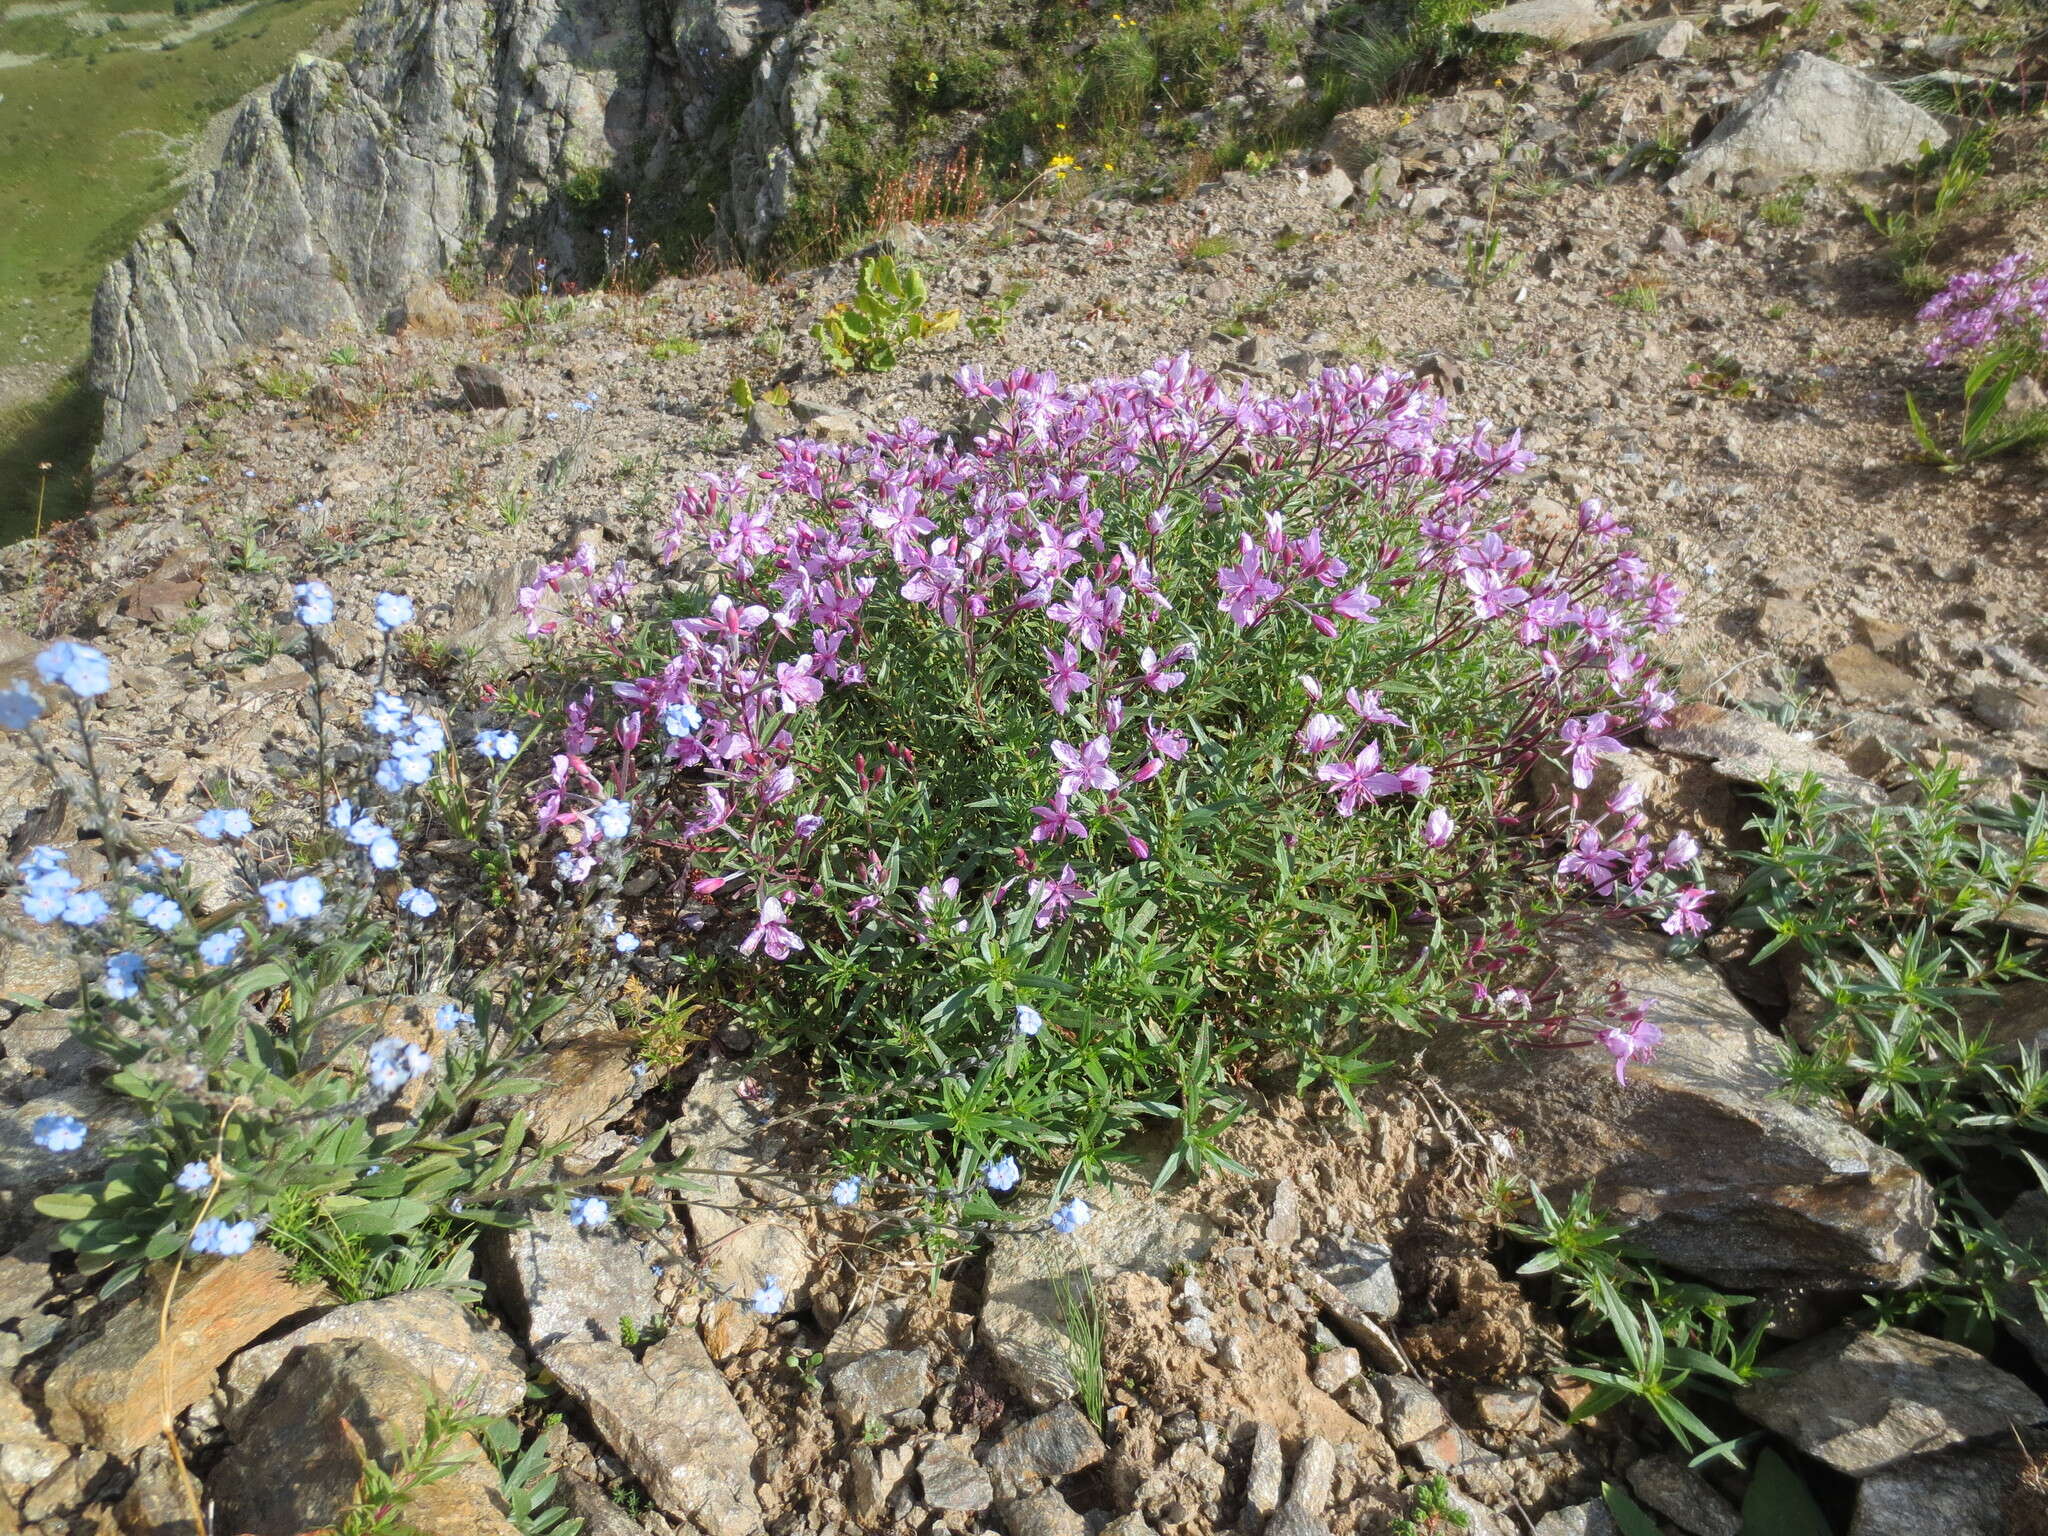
left=1552, top=782, right=1710, bottom=937
left=1919, top=251, right=2048, bottom=367
left=522, top=357, right=1688, bottom=962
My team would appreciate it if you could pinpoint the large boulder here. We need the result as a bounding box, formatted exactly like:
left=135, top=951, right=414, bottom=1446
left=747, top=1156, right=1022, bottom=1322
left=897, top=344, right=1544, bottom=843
left=1437, top=925, right=1934, bottom=1290
left=1669, top=52, right=1951, bottom=192
left=1736, top=1327, right=2047, bottom=1475
left=208, top=1338, right=519, bottom=1535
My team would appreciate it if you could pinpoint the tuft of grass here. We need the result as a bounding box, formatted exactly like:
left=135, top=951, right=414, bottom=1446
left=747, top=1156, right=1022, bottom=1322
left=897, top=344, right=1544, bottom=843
left=1863, top=127, right=1993, bottom=289
left=1317, top=0, right=1520, bottom=112
left=1608, top=283, right=1662, bottom=314
left=267, top=1188, right=481, bottom=1304
left=256, top=367, right=316, bottom=401
left=1759, top=185, right=1809, bottom=228
left=1052, top=1271, right=1107, bottom=1427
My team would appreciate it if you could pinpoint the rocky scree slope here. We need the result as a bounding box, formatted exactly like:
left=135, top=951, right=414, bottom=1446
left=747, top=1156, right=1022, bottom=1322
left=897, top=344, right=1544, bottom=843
left=13, top=7, right=2048, bottom=1534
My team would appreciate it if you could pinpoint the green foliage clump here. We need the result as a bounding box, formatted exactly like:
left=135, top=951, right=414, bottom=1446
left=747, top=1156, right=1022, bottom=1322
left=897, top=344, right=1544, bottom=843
left=1510, top=1185, right=1772, bottom=1462
left=1736, top=767, right=2048, bottom=1347
left=810, top=255, right=959, bottom=373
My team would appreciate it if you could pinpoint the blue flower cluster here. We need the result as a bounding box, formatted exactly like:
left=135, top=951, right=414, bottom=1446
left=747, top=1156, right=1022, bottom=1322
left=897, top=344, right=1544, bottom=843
left=190, top=1217, right=258, bottom=1256
left=365, top=1035, right=432, bottom=1094
left=31, top=1114, right=87, bottom=1153
left=16, top=847, right=106, bottom=927
left=294, top=581, right=336, bottom=627
left=365, top=692, right=447, bottom=791
left=258, top=875, right=326, bottom=925
left=1048, top=1197, right=1092, bottom=1235
left=331, top=798, right=403, bottom=870
left=195, top=807, right=253, bottom=841
left=0, top=682, right=43, bottom=731
left=36, top=641, right=110, bottom=699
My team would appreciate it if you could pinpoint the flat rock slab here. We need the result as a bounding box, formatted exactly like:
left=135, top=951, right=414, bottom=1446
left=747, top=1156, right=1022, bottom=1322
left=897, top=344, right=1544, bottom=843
left=1471, top=0, right=1610, bottom=45
left=1851, top=1443, right=2025, bottom=1536
left=1436, top=925, right=1934, bottom=1290
left=1649, top=702, right=1880, bottom=805
left=667, top=1057, right=788, bottom=1247
left=221, top=1287, right=527, bottom=1428
left=1581, top=16, right=1694, bottom=69
left=1670, top=51, right=1951, bottom=192
left=918, top=1437, right=994, bottom=1512
left=545, top=1331, right=763, bottom=1536
left=487, top=1206, right=662, bottom=1351
left=985, top=1404, right=1106, bottom=1499
left=981, top=1159, right=1215, bottom=1407
left=1823, top=644, right=1925, bottom=709
left=517, top=1030, right=644, bottom=1150
left=44, top=1250, right=322, bottom=1453
left=1737, top=1327, right=2047, bottom=1475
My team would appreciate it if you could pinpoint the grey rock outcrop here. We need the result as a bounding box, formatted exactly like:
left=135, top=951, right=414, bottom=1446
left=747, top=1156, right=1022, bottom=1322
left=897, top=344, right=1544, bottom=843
left=91, top=0, right=809, bottom=463
left=1736, top=1327, right=2047, bottom=1475
left=1669, top=51, right=1951, bottom=192
left=1437, top=925, right=1935, bottom=1290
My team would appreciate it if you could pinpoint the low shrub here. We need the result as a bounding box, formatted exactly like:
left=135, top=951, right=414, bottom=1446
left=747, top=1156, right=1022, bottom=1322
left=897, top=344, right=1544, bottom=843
left=523, top=357, right=1702, bottom=1186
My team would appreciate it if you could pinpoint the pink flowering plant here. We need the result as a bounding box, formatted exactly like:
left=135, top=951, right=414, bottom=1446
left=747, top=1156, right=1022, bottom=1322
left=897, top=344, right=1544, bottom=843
left=524, top=358, right=1705, bottom=1184
left=1919, top=251, right=2048, bottom=369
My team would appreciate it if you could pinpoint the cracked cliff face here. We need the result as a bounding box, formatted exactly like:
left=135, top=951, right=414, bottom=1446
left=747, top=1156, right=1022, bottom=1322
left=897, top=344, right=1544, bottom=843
left=89, top=0, right=809, bottom=464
